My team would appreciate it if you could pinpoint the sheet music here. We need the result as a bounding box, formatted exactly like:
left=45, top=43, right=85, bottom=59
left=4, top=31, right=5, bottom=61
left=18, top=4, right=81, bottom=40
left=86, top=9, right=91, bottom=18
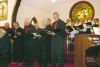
left=93, top=27, right=100, bottom=35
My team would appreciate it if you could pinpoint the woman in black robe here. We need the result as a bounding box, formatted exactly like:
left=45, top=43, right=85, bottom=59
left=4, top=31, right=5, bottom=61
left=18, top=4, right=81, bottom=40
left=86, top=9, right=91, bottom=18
left=43, top=18, right=52, bottom=63
left=4, top=22, right=13, bottom=63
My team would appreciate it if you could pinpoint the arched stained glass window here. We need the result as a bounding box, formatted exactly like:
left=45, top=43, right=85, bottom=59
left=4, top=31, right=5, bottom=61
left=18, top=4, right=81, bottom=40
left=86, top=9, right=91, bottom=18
left=69, top=1, right=95, bottom=22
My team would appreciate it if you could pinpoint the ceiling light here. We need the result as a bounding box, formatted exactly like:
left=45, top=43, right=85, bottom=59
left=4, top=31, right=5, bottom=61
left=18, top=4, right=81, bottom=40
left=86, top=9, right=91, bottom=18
left=51, top=0, right=56, bottom=2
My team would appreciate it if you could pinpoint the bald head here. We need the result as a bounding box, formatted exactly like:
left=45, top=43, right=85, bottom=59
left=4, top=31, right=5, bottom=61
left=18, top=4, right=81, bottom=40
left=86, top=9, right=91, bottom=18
left=4, top=22, right=10, bottom=29
left=24, top=18, right=31, bottom=26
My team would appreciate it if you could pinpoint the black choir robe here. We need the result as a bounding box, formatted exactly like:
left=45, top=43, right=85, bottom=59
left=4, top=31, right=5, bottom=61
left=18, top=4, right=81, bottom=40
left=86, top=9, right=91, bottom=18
left=44, top=24, right=52, bottom=63
left=23, top=24, right=36, bottom=67
left=85, top=22, right=92, bottom=34
left=4, top=27, right=13, bottom=61
left=51, top=19, right=65, bottom=67
left=32, top=26, right=42, bottom=62
left=0, top=34, right=10, bottom=67
left=38, top=25, right=52, bottom=67
left=77, top=24, right=91, bottom=34
left=12, top=27, right=24, bottom=62
left=4, top=28, right=13, bottom=37
left=65, top=26, right=78, bottom=32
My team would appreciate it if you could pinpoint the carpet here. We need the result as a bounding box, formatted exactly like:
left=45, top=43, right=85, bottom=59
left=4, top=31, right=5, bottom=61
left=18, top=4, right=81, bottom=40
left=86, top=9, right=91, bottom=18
left=8, top=63, right=73, bottom=67
left=8, top=43, right=74, bottom=67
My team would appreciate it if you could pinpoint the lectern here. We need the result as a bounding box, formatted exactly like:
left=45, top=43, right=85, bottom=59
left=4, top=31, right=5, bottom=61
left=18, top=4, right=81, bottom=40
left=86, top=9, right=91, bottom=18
left=74, top=34, right=100, bottom=67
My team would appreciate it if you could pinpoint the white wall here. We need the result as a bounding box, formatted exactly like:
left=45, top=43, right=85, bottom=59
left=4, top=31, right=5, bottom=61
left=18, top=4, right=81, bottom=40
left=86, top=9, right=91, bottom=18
left=17, top=0, right=100, bottom=27
left=17, top=2, right=50, bottom=28
left=0, top=0, right=16, bottom=27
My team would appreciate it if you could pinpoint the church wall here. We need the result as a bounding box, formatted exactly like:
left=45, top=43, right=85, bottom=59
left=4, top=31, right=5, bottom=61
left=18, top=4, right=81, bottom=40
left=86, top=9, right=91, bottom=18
left=0, top=0, right=17, bottom=27
left=17, top=1, right=50, bottom=28
left=17, top=0, right=100, bottom=27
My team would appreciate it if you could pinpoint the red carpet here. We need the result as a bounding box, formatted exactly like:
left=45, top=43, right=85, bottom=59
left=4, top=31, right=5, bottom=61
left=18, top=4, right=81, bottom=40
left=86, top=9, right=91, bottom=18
left=8, top=63, right=73, bottom=67
left=8, top=43, right=74, bottom=67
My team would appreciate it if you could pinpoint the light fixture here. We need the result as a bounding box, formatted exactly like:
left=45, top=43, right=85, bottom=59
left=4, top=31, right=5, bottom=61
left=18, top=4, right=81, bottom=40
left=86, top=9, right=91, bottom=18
left=51, top=0, right=56, bottom=2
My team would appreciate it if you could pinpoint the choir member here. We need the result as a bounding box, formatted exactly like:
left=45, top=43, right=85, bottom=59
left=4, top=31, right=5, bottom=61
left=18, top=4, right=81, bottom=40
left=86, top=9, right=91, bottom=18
left=66, top=18, right=71, bottom=26
left=22, top=18, right=34, bottom=67
left=86, top=17, right=92, bottom=23
left=39, top=18, right=53, bottom=67
left=44, top=18, right=52, bottom=63
left=4, top=22, right=13, bottom=37
left=12, top=22, right=24, bottom=63
left=74, top=20, right=81, bottom=27
left=65, top=22, right=79, bottom=52
left=66, top=22, right=79, bottom=38
left=50, top=12, right=65, bottom=67
left=85, top=17, right=92, bottom=34
left=0, top=29, right=10, bottom=67
left=31, top=17, right=42, bottom=67
left=78, top=19, right=90, bottom=34
left=92, top=18, right=100, bottom=27
left=4, top=22, right=13, bottom=62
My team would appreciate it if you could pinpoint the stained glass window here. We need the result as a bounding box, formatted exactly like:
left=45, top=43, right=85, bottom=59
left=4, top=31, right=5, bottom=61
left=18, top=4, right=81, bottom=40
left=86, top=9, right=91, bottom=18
left=69, top=1, right=94, bottom=22
left=0, top=0, right=8, bottom=20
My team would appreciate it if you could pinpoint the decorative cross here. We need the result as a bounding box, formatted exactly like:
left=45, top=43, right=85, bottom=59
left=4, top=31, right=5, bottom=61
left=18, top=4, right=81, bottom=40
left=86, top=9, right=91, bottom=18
left=1, top=5, right=5, bottom=19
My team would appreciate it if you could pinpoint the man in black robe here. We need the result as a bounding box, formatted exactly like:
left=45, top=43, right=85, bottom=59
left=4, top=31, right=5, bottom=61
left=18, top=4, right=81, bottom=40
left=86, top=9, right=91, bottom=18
left=50, top=12, right=65, bottom=67
left=12, top=22, right=24, bottom=63
left=0, top=29, right=10, bottom=67
left=23, top=18, right=35, bottom=67
left=4, top=22, right=13, bottom=63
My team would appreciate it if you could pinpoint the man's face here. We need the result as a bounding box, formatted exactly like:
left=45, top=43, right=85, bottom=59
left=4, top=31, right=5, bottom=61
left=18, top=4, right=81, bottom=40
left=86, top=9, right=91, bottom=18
left=53, top=14, right=59, bottom=21
left=66, top=19, right=71, bottom=23
left=13, top=23, right=19, bottom=29
left=5, top=23, right=9, bottom=28
left=24, top=19, right=31, bottom=26
left=25, top=21, right=31, bottom=26
left=71, top=22, right=75, bottom=26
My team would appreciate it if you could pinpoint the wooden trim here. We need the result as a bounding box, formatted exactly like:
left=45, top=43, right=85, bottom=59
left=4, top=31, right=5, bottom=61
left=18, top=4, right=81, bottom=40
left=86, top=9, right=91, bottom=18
left=12, top=0, right=22, bottom=24
left=74, top=34, right=100, bottom=67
